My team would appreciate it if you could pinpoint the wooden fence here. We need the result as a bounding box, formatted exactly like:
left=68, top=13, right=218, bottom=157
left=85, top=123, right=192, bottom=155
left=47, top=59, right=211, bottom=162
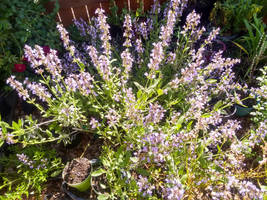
left=45, top=0, right=165, bottom=26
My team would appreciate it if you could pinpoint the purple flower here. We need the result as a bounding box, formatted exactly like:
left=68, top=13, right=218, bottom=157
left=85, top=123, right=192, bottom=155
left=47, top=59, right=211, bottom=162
left=65, top=72, right=95, bottom=96
left=121, top=49, right=133, bottom=80
left=24, top=45, right=62, bottom=79
left=205, top=28, right=220, bottom=45
left=25, top=80, right=51, bottom=102
left=90, top=118, right=100, bottom=129
left=123, top=15, right=133, bottom=48
left=144, top=103, right=165, bottom=125
left=73, top=19, right=87, bottom=37
left=95, top=8, right=111, bottom=57
left=148, top=42, right=164, bottom=71
left=135, top=38, right=144, bottom=54
left=6, top=133, right=16, bottom=145
left=17, top=153, right=34, bottom=168
left=166, top=52, right=176, bottom=64
left=182, top=10, right=201, bottom=33
left=159, top=0, right=184, bottom=47
left=136, top=175, right=155, bottom=196
left=7, top=76, right=30, bottom=100
left=57, top=24, right=70, bottom=49
left=164, top=178, right=184, bottom=200
left=105, top=108, right=120, bottom=126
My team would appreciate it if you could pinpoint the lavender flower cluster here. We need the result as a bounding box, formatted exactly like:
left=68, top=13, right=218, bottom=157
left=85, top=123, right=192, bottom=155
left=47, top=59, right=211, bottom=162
left=17, top=153, right=48, bottom=170
left=17, top=153, right=34, bottom=168
left=0, top=128, right=15, bottom=145
left=65, top=72, right=95, bottom=96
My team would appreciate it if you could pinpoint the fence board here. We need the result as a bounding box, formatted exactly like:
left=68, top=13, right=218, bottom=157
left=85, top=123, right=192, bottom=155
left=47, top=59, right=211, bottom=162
left=45, top=0, right=167, bottom=26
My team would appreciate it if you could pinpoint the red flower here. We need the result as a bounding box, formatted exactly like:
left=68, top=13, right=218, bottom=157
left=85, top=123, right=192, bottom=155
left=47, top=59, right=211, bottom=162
left=14, top=64, right=26, bottom=72
left=43, top=45, right=51, bottom=55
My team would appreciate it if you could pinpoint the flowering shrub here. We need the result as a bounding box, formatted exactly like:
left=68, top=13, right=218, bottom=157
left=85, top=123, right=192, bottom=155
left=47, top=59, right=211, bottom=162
left=0, top=145, right=63, bottom=199
left=0, top=0, right=266, bottom=199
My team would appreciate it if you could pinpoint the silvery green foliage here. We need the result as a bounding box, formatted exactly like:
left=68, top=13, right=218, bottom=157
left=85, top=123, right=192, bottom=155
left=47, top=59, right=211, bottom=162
left=2, top=0, right=266, bottom=199
left=0, top=146, right=63, bottom=199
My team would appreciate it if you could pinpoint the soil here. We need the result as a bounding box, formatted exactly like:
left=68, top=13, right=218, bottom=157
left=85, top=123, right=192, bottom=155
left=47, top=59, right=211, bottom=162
left=63, top=157, right=91, bottom=184
left=41, top=133, right=104, bottom=200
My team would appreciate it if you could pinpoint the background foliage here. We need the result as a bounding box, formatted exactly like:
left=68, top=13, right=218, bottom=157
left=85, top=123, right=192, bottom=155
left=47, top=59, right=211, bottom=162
left=0, top=0, right=60, bottom=90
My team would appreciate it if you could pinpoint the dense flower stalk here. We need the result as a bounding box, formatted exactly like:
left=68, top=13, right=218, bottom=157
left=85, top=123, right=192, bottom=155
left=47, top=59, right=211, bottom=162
left=57, top=24, right=70, bottom=48
left=25, top=81, right=52, bottom=103
left=135, top=39, right=144, bottom=54
left=123, top=15, right=133, bottom=48
left=144, top=103, right=165, bottom=124
left=57, top=24, right=76, bottom=56
left=88, top=46, right=112, bottom=81
left=205, top=28, right=220, bottom=45
left=181, top=10, right=205, bottom=41
left=6, top=76, right=29, bottom=100
left=65, top=72, right=95, bottom=96
left=135, top=38, right=144, bottom=64
left=182, top=10, right=200, bottom=34
left=17, top=153, right=34, bottom=168
left=124, top=88, right=141, bottom=123
left=24, top=45, right=62, bottom=79
left=148, top=42, right=164, bottom=71
left=139, top=22, right=148, bottom=39
left=74, top=18, right=98, bottom=46
left=95, top=8, right=111, bottom=57
left=121, top=49, right=133, bottom=80
left=160, top=0, right=188, bottom=47
left=150, top=0, right=161, bottom=15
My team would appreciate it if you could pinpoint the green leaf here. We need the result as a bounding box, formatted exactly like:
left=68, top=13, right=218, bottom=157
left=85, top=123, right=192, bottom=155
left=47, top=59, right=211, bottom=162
left=137, top=90, right=142, bottom=99
left=12, top=121, right=20, bottom=130
left=91, top=168, right=106, bottom=177
left=133, top=81, right=144, bottom=91
left=130, top=157, right=138, bottom=163
left=46, top=130, right=53, bottom=138
left=201, top=113, right=212, bottom=118
left=213, top=100, right=223, bottom=111
left=176, top=115, right=184, bottom=131
left=260, top=185, right=267, bottom=192
left=149, top=79, right=160, bottom=90
left=232, top=41, right=249, bottom=55
left=206, top=79, right=217, bottom=84
left=136, top=168, right=150, bottom=176
left=180, top=174, right=187, bottom=183
left=50, top=169, right=62, bottom=177
left=0, top=140, right=4, bottom=147
left=187, top=120, right=193, bottom=131
left=97, top=193, right=110, bottom=200
left=157, top=89, right=164, bottom=96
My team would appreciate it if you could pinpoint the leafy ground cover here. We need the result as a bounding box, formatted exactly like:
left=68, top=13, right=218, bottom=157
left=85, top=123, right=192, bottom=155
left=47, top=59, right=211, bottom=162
left=0, top=0, right=266, bottom=199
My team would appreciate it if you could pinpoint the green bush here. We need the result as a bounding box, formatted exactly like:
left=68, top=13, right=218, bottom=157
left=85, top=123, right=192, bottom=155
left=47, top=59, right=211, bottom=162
left=0, top=0, right=60, bottom=89
left=210, top=0, right=263, bottom=34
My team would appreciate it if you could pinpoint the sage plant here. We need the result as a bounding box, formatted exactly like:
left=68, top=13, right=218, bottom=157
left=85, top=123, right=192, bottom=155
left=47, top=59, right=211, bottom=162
left=0, top=0, right=266, bottom=199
